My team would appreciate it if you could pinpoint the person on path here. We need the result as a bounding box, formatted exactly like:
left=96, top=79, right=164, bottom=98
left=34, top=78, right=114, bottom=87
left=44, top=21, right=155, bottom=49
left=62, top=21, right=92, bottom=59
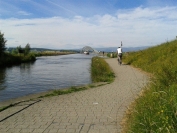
left=117, top=46, right=122, bottom=64
left=117, top=47, right=122, bottom=58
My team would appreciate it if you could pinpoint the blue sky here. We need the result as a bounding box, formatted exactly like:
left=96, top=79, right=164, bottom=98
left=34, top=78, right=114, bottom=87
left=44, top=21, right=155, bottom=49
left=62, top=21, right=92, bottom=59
left=1, top=0, right=177, bottom=49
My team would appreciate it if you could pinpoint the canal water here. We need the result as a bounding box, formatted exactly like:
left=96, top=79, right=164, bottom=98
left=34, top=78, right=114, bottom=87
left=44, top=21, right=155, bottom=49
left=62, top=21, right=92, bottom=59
left=0, top=54, right=94, bottom=102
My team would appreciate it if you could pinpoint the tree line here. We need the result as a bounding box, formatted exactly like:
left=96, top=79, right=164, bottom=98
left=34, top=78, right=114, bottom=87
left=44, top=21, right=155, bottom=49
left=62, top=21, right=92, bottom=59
left=0, top=31, right=35, bottom=67
left=0, top=31, right=31, bottom=56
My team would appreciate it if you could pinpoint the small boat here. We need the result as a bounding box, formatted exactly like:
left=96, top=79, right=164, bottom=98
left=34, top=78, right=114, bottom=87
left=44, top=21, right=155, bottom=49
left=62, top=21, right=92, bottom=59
left=84, top=51, right=89, bottom=55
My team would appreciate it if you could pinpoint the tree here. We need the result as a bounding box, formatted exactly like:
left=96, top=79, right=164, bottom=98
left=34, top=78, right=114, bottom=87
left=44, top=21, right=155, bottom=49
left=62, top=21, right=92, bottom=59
left=11, top=48, right=18, bottom=55
left=0, top=31, right=7, bottom=56
left=17, top=45, right=24, bottom=55
left=24, top=43, right=30, bottom=55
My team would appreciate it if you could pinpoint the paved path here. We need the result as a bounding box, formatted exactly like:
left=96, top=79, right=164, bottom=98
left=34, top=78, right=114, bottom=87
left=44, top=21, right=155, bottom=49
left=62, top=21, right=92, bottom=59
left=0, top=58, right=149, bottom=133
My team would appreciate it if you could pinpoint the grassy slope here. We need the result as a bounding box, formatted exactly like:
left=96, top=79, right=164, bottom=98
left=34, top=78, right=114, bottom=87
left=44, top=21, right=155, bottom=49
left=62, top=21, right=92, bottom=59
left=91, top=57, right=115, bottom=83
left=123, top=40, right=177, bottom=133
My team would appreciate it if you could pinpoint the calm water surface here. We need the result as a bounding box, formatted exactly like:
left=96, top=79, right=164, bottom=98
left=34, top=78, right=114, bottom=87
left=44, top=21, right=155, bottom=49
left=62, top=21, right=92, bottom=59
left=0, top=54, right=94, bottom=102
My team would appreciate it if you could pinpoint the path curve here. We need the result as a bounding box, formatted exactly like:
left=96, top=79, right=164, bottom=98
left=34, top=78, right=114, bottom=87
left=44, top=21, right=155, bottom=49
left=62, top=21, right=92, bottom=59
left=0, top=58, right=149, bottom=133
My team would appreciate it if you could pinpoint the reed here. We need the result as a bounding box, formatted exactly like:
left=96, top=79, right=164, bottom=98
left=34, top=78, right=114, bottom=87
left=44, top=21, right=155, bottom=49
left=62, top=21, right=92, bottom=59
left=34, top=51, right=76, bottom=56
left=0, top=53, right=36, bottom=67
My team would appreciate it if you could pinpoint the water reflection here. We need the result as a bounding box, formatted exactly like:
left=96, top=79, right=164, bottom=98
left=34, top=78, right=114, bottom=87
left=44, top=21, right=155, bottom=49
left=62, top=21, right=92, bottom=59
left=0, top=54, right=93, bottom=101
left=20, top=62, right=35, bottom=74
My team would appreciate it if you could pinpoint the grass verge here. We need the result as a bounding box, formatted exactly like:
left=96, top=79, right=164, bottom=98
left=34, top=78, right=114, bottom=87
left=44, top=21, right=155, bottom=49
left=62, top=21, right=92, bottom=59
left=91, top=57, right=115, bottom=83
left=38, top=86, right=88, bottom=98
left=122, top=40, right=177, bottom=133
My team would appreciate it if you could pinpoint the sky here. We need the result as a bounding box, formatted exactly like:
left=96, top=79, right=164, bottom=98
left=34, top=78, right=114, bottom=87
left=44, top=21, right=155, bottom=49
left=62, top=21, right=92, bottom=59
left=0, top=0, right=177, bottom=49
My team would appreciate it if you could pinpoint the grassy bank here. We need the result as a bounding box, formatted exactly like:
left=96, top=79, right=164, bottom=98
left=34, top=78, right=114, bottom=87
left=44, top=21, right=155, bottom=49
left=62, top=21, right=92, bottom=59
left=122, top=40, right=177, bottom=133
left=34, top=51, right=76, bottom=56
left=0, top=53, right=36, bottom=67
left=91, top=57, right=115, bottom=83
left=0, top=51, right=75, bottom=67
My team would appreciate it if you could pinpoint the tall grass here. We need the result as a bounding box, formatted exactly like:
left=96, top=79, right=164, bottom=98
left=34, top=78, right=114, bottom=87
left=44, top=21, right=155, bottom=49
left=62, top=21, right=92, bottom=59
left=91, top=57, right=115, bottom=83
left=123, top=40, right=177, bottom=133
left=0, top=53, right=36, bottom=67
left=34, top=51, right=76, bottom=56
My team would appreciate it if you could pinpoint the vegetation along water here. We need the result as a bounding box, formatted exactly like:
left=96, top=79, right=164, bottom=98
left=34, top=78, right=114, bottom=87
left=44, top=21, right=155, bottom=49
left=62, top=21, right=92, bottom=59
left=122, top=39, right=177, bottom=133
left=0, top=32, right=36, bottom=67
left=0, top=31, right=76, bottom=67
left=91, top=57, right=115, bottom=83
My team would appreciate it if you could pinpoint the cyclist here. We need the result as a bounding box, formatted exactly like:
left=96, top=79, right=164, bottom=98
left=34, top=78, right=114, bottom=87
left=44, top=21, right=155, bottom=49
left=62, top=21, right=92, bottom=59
left=117, top=47, right=122, bottom=65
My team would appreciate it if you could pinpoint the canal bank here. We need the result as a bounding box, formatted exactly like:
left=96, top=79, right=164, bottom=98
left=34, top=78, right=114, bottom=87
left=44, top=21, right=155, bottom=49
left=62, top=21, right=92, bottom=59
left=0, top=58, right=149, bottom=133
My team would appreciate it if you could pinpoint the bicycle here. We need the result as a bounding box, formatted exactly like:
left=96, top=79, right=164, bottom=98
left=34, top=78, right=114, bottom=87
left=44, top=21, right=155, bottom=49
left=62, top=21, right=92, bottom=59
left=117, top=54, right=122, bottom=65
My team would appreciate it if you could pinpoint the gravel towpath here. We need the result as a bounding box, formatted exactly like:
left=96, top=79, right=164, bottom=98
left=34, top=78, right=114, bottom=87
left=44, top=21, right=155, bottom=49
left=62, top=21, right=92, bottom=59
left=0, top=58, right=149, bottom=133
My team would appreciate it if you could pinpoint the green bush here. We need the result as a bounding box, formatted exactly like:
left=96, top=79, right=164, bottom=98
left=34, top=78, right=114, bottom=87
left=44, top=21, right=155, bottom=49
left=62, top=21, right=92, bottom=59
left=21, top=53, right=36, bottom=62
left=0, top=53, right=36, bottom=67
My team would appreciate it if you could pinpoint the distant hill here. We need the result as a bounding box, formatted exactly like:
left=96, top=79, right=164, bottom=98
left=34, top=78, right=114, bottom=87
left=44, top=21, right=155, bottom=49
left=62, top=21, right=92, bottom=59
left=94, top=46, right=150, bottom=53
left=7, top=46, right=149, bottom=53
left=7, top=47, right=80, bottom=53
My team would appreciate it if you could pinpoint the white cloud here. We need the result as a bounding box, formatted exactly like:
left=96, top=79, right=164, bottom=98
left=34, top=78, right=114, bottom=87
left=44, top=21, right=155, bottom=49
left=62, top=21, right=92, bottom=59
left=1, top=6, right=177, bottom=49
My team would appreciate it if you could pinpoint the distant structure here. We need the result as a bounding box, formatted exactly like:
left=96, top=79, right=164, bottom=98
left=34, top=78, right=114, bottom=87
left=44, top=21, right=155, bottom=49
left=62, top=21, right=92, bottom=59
left=81, top=46, right=99, bottom=54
